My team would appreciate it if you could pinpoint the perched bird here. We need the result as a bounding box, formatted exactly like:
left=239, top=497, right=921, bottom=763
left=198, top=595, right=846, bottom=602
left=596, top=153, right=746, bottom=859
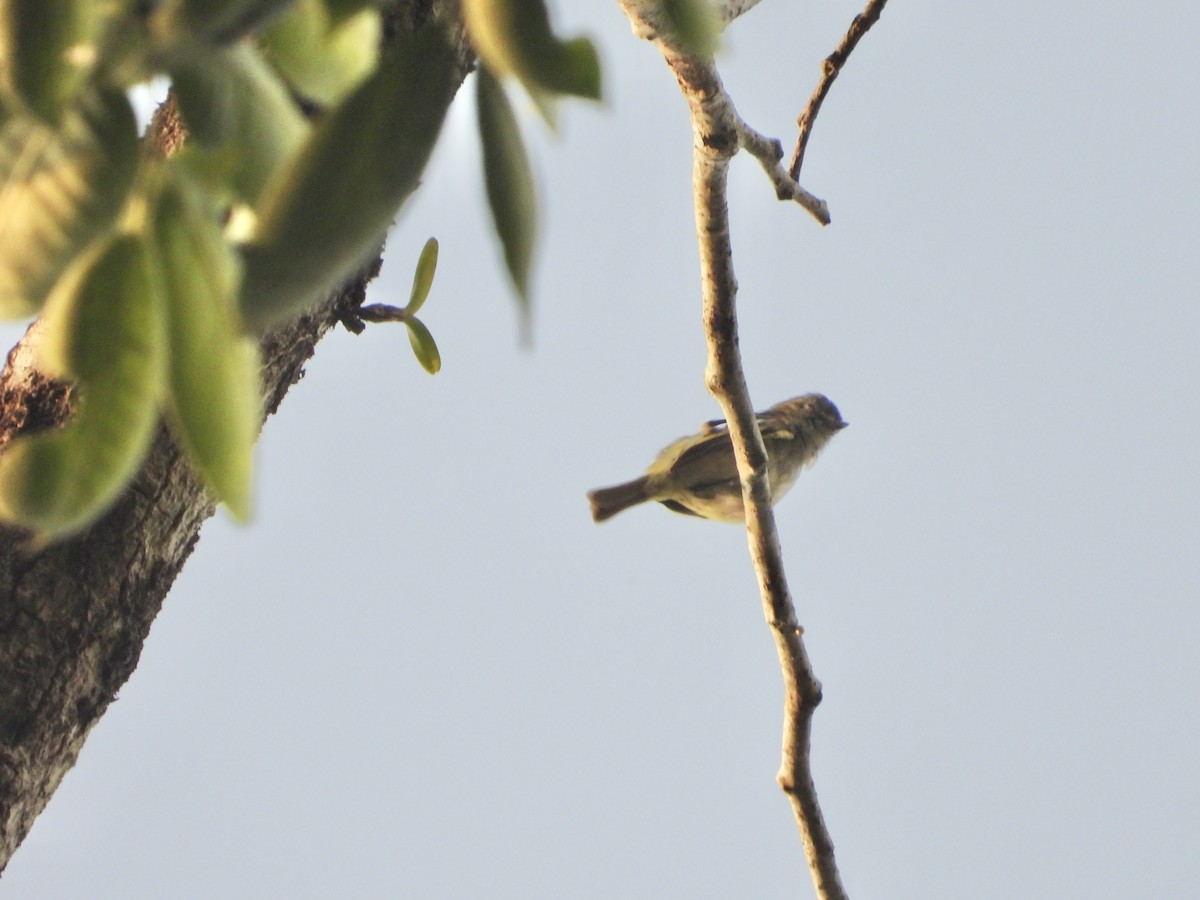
left=587, top=393, right=846, bottom=523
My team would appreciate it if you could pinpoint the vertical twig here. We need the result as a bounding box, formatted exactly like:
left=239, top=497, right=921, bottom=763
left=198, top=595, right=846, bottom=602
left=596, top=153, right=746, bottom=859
left=615, top=2, right=889, bottom=895
left=614, top=0, right=848, bottom=887
left=671, top=52, right=848, bottom=900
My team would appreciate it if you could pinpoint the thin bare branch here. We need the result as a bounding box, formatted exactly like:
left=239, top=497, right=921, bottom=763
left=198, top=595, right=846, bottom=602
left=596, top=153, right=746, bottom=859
left=788, top=0, right=889, bottom=180
left=356, top=303, right=410, bottom=323
left=614, top=3, right=847, bottom=896
left=737, top=120, right=830, bottom=224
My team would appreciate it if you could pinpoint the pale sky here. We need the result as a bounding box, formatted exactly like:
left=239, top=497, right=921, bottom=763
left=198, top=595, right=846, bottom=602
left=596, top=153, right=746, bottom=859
left=6, top=2, right=1199, bottom=897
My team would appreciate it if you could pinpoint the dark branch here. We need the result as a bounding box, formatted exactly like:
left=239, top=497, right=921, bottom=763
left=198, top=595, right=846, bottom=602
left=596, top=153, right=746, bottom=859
left=788, top=0, right=889, bottom=180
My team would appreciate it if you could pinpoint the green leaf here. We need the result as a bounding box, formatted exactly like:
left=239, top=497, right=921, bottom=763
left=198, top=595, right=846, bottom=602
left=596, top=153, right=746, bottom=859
left=169, top=0, right=296, bottom=44
left=0, top=0, right=101, bottom=122
left=660, top=0, right=721, bottom=58
left=0, top=233, right=167, bottom=540
left=154, top=169, right=259, bottom=519
left=476, top=66, right=535, bottom=308
left=324, top=0, right=390, bottom=25
left=170, top=42, right=308, bottom=204
left=240, top=25, right=458, bottom=330
left=462, top=0, right=601, bottom=103
left=404, top=236, right=438, bottom=315
left=0, top=87, right=139, bottom=318
left=260, top=0, right=381, bottom=107
left=405, top=315, right=440, bottom=374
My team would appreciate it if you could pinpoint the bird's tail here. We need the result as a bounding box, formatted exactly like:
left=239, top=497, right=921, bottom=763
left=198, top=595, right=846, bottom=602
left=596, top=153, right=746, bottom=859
left=587, top=476, right=652, bottom=522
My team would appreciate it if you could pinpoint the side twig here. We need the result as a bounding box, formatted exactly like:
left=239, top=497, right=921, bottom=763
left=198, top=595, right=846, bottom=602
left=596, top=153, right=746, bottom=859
left=737, top=120, right=829, bottom=224
left=614, top=4, right=847, bottom=897
left=788, top=0, right=889, bottom=180
left=617, top=1, right=828, bottom=226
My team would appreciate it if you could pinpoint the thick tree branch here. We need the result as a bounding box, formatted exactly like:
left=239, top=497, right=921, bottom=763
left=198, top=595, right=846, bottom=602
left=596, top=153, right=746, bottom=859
left=0, top=3, right=469, bottom=871
left=0, top=263, right=386, bottom=873
left=615, top=3, right=847, bottom=897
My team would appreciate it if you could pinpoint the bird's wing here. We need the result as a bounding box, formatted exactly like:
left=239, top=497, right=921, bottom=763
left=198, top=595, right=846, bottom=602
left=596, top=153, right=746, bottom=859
left=664, top=429, right=740, bottom=487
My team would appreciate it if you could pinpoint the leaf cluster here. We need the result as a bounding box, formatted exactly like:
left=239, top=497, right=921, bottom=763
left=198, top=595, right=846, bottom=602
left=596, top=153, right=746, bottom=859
left=0, top=0, right=601, bottom=541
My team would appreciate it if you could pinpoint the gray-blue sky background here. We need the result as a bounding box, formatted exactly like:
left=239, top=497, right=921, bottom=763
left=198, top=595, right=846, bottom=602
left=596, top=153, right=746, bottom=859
left=6, top=2, right=1199, bottom=897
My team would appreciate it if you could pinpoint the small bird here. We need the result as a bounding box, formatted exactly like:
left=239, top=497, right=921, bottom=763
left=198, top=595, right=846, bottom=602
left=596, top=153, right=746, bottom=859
left=587, top=393, right=847, bottom=523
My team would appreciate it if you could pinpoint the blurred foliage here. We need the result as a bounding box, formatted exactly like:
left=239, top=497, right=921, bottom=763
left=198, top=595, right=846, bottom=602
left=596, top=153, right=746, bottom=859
left=0, top=0, right=602, bottom=541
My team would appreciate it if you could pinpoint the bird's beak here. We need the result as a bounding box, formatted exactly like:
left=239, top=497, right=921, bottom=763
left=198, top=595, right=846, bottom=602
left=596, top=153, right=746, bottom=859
left=836, top=420, right=849, bottom=429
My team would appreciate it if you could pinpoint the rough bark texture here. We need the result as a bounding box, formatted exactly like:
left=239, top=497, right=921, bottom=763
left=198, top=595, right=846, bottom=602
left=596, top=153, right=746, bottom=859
left=0, top=1, right=467, bottom=872
left=0, top=272, right=356, bottom=872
